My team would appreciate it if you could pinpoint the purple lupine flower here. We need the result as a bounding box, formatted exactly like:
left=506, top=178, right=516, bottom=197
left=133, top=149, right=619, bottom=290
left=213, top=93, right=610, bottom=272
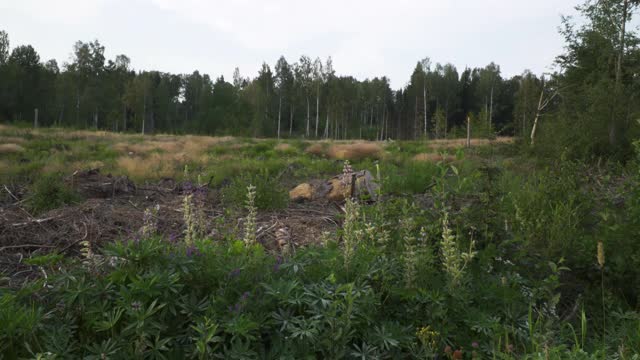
left=228, top=303, right=241, bottom=313
left=183, top=181, right=194, bottom=192
left=195, top=186, right=208, bottom=197
left=131, top=301, right=142, bottom=311
left=168, top=233, right=178, bottom=243
left=273, top=256, right=284, bottom=272
left=186, top=246, right=200, bottom=257
left=241, top=291, right=250, bottom=301
left=229, top=268, right=242, bottom=278
left=472, top=342, right=479, bottom=349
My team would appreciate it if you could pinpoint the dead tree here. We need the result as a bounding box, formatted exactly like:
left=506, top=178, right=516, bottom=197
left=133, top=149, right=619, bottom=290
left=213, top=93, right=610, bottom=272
left=530, top=80, right=559, bottom=146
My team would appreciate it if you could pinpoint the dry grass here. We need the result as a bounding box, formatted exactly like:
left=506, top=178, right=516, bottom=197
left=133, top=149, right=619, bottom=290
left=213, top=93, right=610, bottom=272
left=305, top=143, right=326, bottom=156
left=112, top=135, right=234, bottom=163
left=413, top=153, right=456, bottom=162
left=0, top=143, right=26, bottom=154
left=305, top=142, right=384, bottom=160
left=117, top=154, right=179, bottom=179
left=0, top=136, right=26, bottom=144
left=326, top=143, right=383, bottom=160
left=427, top=137, right=514, bottom=149
left=275, top=143, right=293, bottom=152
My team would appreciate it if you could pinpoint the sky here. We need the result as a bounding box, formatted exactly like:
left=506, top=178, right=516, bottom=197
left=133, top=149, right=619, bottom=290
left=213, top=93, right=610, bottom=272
left=0, top=0, right=584, bottom=88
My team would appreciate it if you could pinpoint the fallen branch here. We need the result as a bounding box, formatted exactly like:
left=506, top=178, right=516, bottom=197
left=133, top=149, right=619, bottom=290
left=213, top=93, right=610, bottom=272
left=11, top=216, right=60, bottom=227
left=0, top=244, right=56, bottom=252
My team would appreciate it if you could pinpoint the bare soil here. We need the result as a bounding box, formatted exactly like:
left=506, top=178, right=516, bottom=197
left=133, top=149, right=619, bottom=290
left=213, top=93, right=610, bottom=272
left=0, top=169, right=340, bottom=286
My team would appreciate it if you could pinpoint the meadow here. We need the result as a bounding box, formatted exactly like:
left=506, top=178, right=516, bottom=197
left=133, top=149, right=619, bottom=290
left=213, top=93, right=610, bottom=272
left=0, top=125, right=639, bottom=359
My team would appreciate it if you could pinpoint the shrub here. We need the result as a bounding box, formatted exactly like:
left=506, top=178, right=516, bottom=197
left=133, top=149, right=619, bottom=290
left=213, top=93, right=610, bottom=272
left=26, top=173, right=81, bottom=214
left=222, top=170, right=288, bottom=210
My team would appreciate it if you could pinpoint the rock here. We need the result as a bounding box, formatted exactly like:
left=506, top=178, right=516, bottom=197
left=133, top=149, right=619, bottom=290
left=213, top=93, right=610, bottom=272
left=289, top=183, right=314, bottom=202
left=290, top=169, right=380, bottom=203
left=327, top=170, right=379, bottom=202
left=327, top=177, right=349, bottom=202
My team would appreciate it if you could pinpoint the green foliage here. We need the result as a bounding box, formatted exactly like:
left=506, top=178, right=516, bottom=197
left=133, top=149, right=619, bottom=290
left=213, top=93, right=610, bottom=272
left=2, top=145, right=640, bottom=358
left=26, top=173, right=81, bottom=214
left=221, top=169, right=289, bottom=210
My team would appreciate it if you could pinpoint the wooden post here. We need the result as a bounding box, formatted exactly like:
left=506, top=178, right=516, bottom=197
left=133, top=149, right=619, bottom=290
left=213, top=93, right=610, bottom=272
left=34, top=108, right=38, bottom=128
left=466, top=116, right=471, bottom=148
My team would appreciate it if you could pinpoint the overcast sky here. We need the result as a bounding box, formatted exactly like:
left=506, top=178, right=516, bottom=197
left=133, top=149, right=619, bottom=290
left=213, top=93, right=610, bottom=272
left=1, top=0, right=583, bottom=88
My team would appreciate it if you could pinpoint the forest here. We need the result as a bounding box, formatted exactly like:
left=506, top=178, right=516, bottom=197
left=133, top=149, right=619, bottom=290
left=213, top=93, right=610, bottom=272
left=1, top=0, right=638, bottom=159
left=0, top=29, right=562, bottom=143
left=1, top=0, right=640, bottom=359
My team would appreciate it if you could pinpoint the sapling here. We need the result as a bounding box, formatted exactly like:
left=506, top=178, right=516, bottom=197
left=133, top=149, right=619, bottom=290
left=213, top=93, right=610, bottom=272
left=243, top=184, right=257, bottom=246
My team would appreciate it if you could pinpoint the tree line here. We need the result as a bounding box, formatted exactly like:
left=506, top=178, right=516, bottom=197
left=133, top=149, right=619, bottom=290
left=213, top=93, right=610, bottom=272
left=0, top=31, right=536, bottom=140
left=0, top=0, right=638, bottom=158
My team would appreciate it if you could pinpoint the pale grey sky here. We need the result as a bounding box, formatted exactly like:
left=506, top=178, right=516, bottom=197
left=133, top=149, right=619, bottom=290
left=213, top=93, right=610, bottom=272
left=0, top=0, right=582, bottom=88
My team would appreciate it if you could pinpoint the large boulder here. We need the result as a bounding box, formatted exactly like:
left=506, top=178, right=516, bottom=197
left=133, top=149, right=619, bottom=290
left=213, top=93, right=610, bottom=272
left=289, top=170, right=379, bottom=203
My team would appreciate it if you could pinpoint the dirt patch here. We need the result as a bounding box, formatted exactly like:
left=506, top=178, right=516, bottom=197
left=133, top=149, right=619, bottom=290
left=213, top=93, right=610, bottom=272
left=0, top=143, right=25, bottom=154
left=1, top=168, right=340, bottom=284
left=427, top=137, right=514, bottom=149
left=305, top=142, right=383, bottom=160
left=66, top=169, right=136, bottom=198
left=327, top=143, right=383, bottom=160
left=275, top=143, right=293, bottom=152
left=305, top=143, right=326, bottom=156
left=413, top=153, right=456, bottom=162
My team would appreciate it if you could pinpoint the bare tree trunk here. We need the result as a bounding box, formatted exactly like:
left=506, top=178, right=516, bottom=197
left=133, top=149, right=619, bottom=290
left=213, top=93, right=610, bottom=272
left=489, top=86, right=494, bottom=131
left=289, top=104, right=293, bottom=136
left=324, top=111, right=329, bottom=139
left=34, top=108, right=38, bottom=128
left=444, top=100, right=449, bottom=139
left=76, top=92, right=80, bottom=126
left=315, top=85, right=320, bottom=138
left=123, top=103, right=127, bottom=132
left=58, top=105, right=64, bottom=127
left=415, top=96, right=418, bottom=140
left=485, top=97, right=488, bottom=123
left=610, top=0, right=629, bottom=147
left=530, top=85, right=545, bottom=146
left=306, top=96, right=310, bottom=137
left=423, top=84, right=427, bottom=139
left=277, top=94, right=282, bottom=139
left=142, top=90, right=146, bottom=135
left=466, top=116, right=471, bottom=148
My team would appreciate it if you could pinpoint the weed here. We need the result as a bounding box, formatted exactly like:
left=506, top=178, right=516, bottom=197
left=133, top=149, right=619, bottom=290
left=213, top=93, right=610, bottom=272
left=243, top=185, right=257, bottom=246
left=26, top=173, right=81, bottom=214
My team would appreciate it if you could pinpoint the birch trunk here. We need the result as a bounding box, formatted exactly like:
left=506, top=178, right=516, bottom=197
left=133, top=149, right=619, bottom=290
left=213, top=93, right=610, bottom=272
left=610, top=0, right=629, bottom=147
left=423, top=84, right=427, bottom=139
left=530, top=86, right=545, bottom=146
left=466, top=116, right=471, bottom=148
left=277, top=94, right=282, bottom=139
left=489, top=86, right=494, bottom=131
left=306, top=96, right=310, bottom=137
left=142, top=90, right=146, bottom=135
left=323, top=111, right=329, bottom=139
left=315, top=85, right=319, bottom=138
left=289, top=104, right=293, bottom=136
